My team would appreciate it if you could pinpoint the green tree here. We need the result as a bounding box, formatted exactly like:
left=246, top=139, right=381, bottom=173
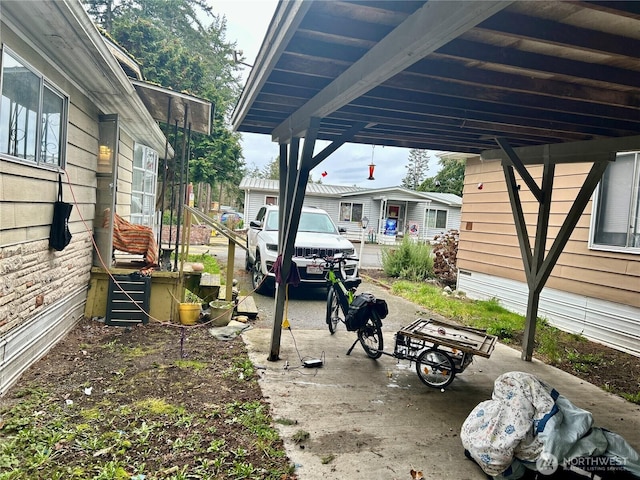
left=83, top=0, right=245, bottom=206
left=401, top=149, right=430, bottom=190
left=261, top=157, right=280, bottom=180
left=419, top=157, right=466, bottom=196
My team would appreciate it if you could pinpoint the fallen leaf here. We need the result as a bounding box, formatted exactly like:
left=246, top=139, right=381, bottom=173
left=410, top=469, right=424, bottom=479
left=93, top=446, right=113, bottom=457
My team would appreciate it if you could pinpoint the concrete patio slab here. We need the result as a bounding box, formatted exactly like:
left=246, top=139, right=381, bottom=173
left=243, top=327, right=640, bottom=480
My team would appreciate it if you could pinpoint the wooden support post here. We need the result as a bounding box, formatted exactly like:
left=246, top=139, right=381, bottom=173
left=497, top=138, right=613, bottom=361
left=269, top=141, right=296, bottom=361
left=268, top=118, right=369, bottom=361
left=225, top=241, right=235, bottom=302
left=521, top=288, right=541, bottom=361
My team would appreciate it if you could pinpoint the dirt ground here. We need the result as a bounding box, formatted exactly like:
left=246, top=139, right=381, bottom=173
left=0, top=319, right=295, bottom=479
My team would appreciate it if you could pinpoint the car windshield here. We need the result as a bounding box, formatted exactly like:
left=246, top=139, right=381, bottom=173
left=265, top=211, right=338, bottom=234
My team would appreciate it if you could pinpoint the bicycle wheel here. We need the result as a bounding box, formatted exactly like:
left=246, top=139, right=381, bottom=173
left=358, top=311, right=383, bottom=359
left=325, top=288, right=342, bottom=334
left=415, top=348, right=455, bottom=388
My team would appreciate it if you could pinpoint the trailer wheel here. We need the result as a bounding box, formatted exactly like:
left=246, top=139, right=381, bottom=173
left=415, top=348, right=455, bottom=388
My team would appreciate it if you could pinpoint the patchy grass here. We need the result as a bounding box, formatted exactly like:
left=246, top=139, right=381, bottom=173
left=0, top=321, right=296, bottom=479
left=384, top=279, right=640, bottom=404
left=291, top=430, right=310, bottom=444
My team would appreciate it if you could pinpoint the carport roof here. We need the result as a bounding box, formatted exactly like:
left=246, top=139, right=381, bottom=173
left=232, top=0, right=640, bottom=155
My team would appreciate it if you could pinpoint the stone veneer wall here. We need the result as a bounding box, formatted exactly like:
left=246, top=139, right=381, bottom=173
left=0, top=233, right=94, bottom=333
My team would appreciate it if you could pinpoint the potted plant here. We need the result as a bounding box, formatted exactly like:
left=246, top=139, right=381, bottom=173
left=177, top=290, right=202, bottom=326
left=207, top=300, right=235, bottom=327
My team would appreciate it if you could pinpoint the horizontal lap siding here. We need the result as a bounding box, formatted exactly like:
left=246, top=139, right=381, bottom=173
left=0, top=26, right=98, bottom=334
left=459, top=157, right=639, bottom=309
left=115, top=132, right=134, bottom=219
left=0, top=99, right=98, bottom=246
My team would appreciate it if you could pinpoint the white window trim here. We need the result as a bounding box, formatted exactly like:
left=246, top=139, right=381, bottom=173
left=339, top=201, right=363, bottom=222
left=131, top=143, right=158, bottom=227
left=0, top=45, right=69, bottom=170
left=588, top=151, right=640, bottom=255
left=425, top=207, right=448, bottom=230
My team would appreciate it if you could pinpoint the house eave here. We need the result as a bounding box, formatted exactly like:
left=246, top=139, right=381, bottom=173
left=2, top=0, right=170, bottom=155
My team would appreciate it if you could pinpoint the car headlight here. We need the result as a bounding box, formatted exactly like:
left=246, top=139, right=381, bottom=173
left=343, top=248, right=355, bottom=256
left=266, top=243, right=278, bottom=252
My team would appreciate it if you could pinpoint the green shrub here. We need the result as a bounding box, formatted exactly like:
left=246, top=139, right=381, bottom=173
left=162, top=210, right=178, bottom=225
left=486, top=321, right=515, bottom=340
left=381, top=237, right=433, bottom=281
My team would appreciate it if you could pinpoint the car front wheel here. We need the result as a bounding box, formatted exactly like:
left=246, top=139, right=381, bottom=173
left=251, top=252, right=271, bottom=295
left=245, top=250, right=252, bottom=271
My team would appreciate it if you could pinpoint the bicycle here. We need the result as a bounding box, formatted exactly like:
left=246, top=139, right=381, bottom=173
left=312, top=253, right=387, bottom=359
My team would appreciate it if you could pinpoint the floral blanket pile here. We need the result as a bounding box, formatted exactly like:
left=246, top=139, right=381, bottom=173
left=461, top=371, right=640, bottom=479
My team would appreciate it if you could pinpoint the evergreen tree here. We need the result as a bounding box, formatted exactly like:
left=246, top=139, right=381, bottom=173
left=419, top=157, right=466, bottom=196
left=401, top=149, right=430, bottom=190
left=82, top=0, right=245, bottom=206
left=261, top=157, right=280, bottom=180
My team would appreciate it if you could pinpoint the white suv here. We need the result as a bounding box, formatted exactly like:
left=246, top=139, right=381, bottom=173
left=246, top=205, right=358, bottom=294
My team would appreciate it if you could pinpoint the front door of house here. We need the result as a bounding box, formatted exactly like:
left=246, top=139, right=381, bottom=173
left=385, top=204, right=403, bottom=234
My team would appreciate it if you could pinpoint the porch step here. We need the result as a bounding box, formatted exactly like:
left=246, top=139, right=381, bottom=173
left=183, top=272, right=221, bottom=303
left=236, top=296, right=258, bottom=319
left=198, top=273, right=221, bottom=303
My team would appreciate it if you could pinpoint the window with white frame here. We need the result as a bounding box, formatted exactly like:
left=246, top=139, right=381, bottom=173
left=591, top=151, right=640, bottom=252
left=0, top=47, right=67, bottom=167
left=426, top=208, right=447, bottom=229
left=340, top=202, right=363, bottom=222
left=131, top=143, right=158, bottom=227
left=265, top=195, right=278, bottom=205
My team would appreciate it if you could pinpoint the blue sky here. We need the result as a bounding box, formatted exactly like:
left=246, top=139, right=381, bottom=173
left=214, top=0, right=442, bottom=187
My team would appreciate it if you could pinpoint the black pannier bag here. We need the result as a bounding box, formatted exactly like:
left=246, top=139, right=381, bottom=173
left=345, top=293, right=375, bottom=331
left=373, top=298, right=388, bottom=319
left=49, top=174, right=73, bottom=251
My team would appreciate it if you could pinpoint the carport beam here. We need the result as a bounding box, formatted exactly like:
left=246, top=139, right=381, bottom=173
left=268, top=117, right=367, bottom=360
left=496, top=138, right=613, bottom=361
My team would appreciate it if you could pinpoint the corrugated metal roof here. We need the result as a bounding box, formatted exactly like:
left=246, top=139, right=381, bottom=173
left=239, top=176, right=461, bottom=206
left=240, top=177, right=366, bottom=196
left=420, top=192, right=462, bottom=207
left=343, top=186, right=462, bottom=206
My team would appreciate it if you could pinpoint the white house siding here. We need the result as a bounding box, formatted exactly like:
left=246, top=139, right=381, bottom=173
left=447, top=208, right=462, bottom=233
left=114, top=130, right=136, bottom=219
left=457, top=156, right=640, bottom=356
left=240, top=178, right=462, bottom=245
left=334, top=193, right=375, bottom=240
